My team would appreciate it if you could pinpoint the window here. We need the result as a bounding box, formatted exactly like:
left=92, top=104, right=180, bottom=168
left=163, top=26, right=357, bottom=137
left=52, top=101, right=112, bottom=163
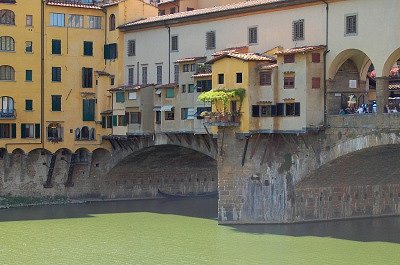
left=174, top=64, right=179, bottom=83
left=128, top=92, right=137, bottom=100
left=0, top=36, right=15, bottom=51
left=88, top=16, right=101, bottom=29
left=118, top=115, right=126, bottom=126
left=183, top=64, right=189, bottom=72
left=284, top=76, right=295, bottom=89
left=83, top=41, right=93, bottom=56
left=196, top=80, right=212, bottom=92
left=312, top=77, right=321, bottom=89
left=190, top=64, right=196, bottom=72
left=252, top=105, right=277, bottom=117
left=171, top=35, right=178, bottom=52
left=115, top=91, right=125, bottom=103
left=51, top=95, right=61, bottom=111
left=284, top=54, right=295, bottom=63
left=130, top=112, right=141, bottom=124
left=0, top=123, right=16, bottom=139
left=292, top=19, right=304, bottom=41
left=170, top=7, right=176, bottom=14
left=110, top=76, right=115, bottom=86
left=345, top=14, right=357, bottom=35
left=127, top=40, right=135, bottom=56
left=188, top=84, right=195, bottom=93
left=102, top=115, right=112, bottom=128
left=155, top=111, right=161, bottom=124
left=25, top=70, right=32, bottom=81
left=0, top=65, right=14, bottom=81
left=165, top=110, right=174, bottom=120
left=1, top=96, right=14, bottom=116
left=82, top=67, right=93, bottom=88
left=109, top=14, right=115, bottom=31
left=248, top=27, right=258, bottom=44
left=52, top=39, right=61, bottom=55
left=52, top=67, right=61, bottom=82
left=82, top=99, right=95, bottom=121
left=25, top=41, right=32, bottom=53
left=206, top=31, right=216, bottom=50
left=68, top=15, right=83, bottom=28
left=21, top=124, right=37, bottom=139
left=187, top=7, right=194, bottom=11
left=0, top=10, right=15, bottom=25
left=47, top=123, right=62, bottom=140
left=260, top=71, right=272, bottom=86
left=181, top=84, right=186, bottom=93
left=181, top=108, right=188, bottom=120
left=104, top=43, right=117, bottom=59
left=312, top=53, right=320, bottom=63
left=236, top=73, right=243, bottom=83
left=25, top=100, right=33, bottom=111
left=277, top=103, right=284, bottom=116
left=218, top=74, right=224, bottom=84
left=50, top=13, right=65, bottom=27
left=128, top=67, right=134, bottom=85
left=285, top=102, right=301, bottom=116
left=166, top=88, right=174, bottom=98
left=156, top=65, right=162, bottom=85
left=142, top=66, right=147, bottom=84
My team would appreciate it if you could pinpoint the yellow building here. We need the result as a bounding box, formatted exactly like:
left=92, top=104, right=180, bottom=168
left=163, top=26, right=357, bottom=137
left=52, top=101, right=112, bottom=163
left=0, top=0, right=157, bottom=154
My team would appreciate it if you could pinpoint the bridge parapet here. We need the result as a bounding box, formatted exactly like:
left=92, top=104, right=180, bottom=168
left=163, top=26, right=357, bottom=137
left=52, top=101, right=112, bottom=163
left=328, top=114, right=400, bottom=129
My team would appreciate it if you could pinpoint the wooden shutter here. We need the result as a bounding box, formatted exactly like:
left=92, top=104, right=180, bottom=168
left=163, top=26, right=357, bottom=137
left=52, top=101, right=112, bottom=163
left=102, top=116, right=106, bottom=128
left=21, top=124, right=26, bottom=138
left=112, top=115, right=117, bottom=126
left=35, top=124, right=40, bottom=138
left=125, top=112, right=130, bottom=124
left=84, top=41, right=93, bottom=56
left=52, top=39, right=61, bottom=54
left=52, top=95, right=61, bottom=111
left=271, top=105, right=277, bottom=117
left=295, top=103, right=301, bottom=116
left=252, top=105, right=260, bottom=117
left=11, top=123, right=16, bottom=138
left=277, top=103, right=285, bottom=116
left=82, top=99, right=95, bottom=121
left=104, top=44, right=110, bottom=59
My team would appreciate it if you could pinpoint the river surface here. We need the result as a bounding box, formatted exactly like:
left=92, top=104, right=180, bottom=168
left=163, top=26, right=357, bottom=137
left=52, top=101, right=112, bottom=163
left=0, top=197, right=399, bottom=265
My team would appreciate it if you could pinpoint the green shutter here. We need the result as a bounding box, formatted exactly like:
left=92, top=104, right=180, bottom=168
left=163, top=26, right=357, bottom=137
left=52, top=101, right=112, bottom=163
left=25, top=100, right=33, bottom=111
left=166, top=88, right=174, bottom=98
left=11, top=123, right=16, bottom=138
left=84, top=41, right=93, bottom=56
left=112, top=115, right=117, bottom=126
left=102, top=116, right=106, bottom=128
left=52, top=39, right=61, bottom=54
left=104, top=44, right=110, bottom=59
left=26, top=70, right=32, bottom=81
left=35, top=124, right=40, bottom=139
left=121, top=115, right=126, bottom=126
left=116, top=92, right=125, bottom=103
left=52, top=95, right=61, bottom=111
left=83, top=99, right=95, bottom=121
left=21, top=124, right=26, bottom=139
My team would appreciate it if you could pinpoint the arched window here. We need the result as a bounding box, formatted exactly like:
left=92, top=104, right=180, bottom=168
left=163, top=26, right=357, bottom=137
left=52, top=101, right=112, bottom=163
left=109, top=14, right=115, bottom=31
left=0, top=10, right=15, bottom=25
left=0, top=65, right=15, bottom=80
left=0, top=96, right=14, bottom=115
left=81, top=126, right=89, bottom=140
left=75, top=128, right=81, bottom=140
left=0, top=36, right=15, bottom=51
left=47, top=123, right=62, bottom=140
left=89, top=127, right=95, bottom=140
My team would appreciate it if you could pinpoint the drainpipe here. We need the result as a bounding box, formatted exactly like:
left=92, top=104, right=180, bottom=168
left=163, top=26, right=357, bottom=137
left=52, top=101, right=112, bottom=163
left=41, top=0, right=45, bottom=148
left=166, top=24, right=171, bottom=84
left=321, top=0, right=329, bottom=127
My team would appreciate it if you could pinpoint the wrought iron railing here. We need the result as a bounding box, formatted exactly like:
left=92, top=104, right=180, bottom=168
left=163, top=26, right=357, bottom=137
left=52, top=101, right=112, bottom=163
left=0, top=109, right=15, bottom=119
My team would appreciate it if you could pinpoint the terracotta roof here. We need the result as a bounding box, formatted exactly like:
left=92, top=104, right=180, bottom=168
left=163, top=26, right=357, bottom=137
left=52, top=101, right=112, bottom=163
left=119, top=0, right=321, bottom=31
left=175, top=56, right=206, bottom=63
left=212, top=46, right=249, bottom=57
left=101, top=0, right=125, bottom=7
left=46, top=1, right=102, bottom=9
left=109, top=84, right=155, bottom=91
left=95, top=71, right=112, bottom=76
left=259, top=63, right=278, bottom=70
left=192, top=73, right=212, bottom=78
left=158, top=0, right=178, bottom=6
left=207, top=52, right=276, bottom=64
left=100, top=109, right=113, bottom=115
left=155, top=83, right=178, bottom=89
left=275, top=45, right=326, bottom=55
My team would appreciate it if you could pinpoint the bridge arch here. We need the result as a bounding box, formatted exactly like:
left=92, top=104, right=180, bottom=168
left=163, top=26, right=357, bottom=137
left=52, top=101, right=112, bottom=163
left=328, top=49, right=374, bottom=81
left=382, top=47, right=400, bottom=77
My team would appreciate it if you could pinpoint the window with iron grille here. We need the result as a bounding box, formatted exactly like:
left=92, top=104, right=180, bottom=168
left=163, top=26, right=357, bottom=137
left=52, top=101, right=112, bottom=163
left=259, top=71, right=272, bottom=86
left=236, top=73, right=243, bottom=83
left=156, top=65, right=162, bottom=85
left=142, top=66, right=147, bottom=84
left=0, top=9, right=15, bottom=25
left=345, top=14, right=357, bottom=35
left=206, top=31, right=216, bottom=50
left=0, top=36, right=15, bottom=51
left=127, top=40, right=135, bottom=56
left=285, top=102, right=301, bottom=116
left=292, top=19, right=304, bottom=41
left=248, top=27, right=258, bottom=44
left=171, top=35, right=178, bottom=52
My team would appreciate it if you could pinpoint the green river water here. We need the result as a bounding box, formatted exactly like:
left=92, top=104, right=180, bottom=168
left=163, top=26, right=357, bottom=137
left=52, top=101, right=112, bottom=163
left=0, top=197, right=399, bottom=265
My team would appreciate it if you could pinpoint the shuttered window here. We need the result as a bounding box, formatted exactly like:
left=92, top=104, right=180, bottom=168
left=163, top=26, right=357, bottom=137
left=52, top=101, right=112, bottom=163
left=156, top=65, right=162, bottom=85
left=104, top=43, right=117, bottom=59
left=166, top=88, right=174, bottom=98
left=83, top=41, right=93, bottom=56
left=174, top=64, right=179, bottom=83
left=171, top=35, right=178, bottom=51
left=52, top=39, right=61, bottom=54
left=52, top=67, right=61, bottom=82
left=142, top=66, right=147, bottom=85
left=25, top=100, right=33, bottom=111
left=248, top=27, right=257, bottom=44
left=206, top=31, right=216, bottom=50
left=21, top=124, right=35, bottom=139
left=0, top=123, right=16, bottom=139
left=284, top=54, right=295, bottom=64
left=82, top=99, right=95, bottom=121
left=260, top=71, right=272, bottom=86
left=0, top=65, right=15, bottom=80
left=25, top=70, right=32, bottom=81
left=128, top=67, right=134, bottom=85
left=292, top=19, right=304, bottom=41
left=51, top=95, right=61, bottom=111
left=127, top=40, right=135, bottom=56
left=82, top=67, right=93, bottom=88
left=284, top=76, right=295, bottom=89
left=345, top=14, right=357, bottom=35
left=130, top=112, right=141, bottom=124
left=115, top=91, right=125, bottom=103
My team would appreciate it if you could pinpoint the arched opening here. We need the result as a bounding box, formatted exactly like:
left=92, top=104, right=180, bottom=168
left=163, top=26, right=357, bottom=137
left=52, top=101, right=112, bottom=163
left=75, top=128, right=81, bottom=140
left=382, top=48, right=400, bottom=113
left=81, top=126, right=89, bottom=140
left=0, top=10, right=15, bottom=25
left=90, top=127, right=95, bottom=140
left=109, top=14, right=115, bottom=31
left=107, top=145, right=218, bottom=198
left=327, top=49, right=375, bottom=115
left=47, top=123, right=63, bottom=143
left=0, top=65, right=15, bottom=81
left=0, top=96, right=14, bottom=118
left=75, top=148, right=89, bottom=164
left=0, top=36, right=15, bottom=51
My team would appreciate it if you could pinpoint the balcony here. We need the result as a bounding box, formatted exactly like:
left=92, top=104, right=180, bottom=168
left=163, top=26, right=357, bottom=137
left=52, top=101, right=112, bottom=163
left=203, top=112, right=241, bottom=127
left=0, top=109, right=15, bottom=119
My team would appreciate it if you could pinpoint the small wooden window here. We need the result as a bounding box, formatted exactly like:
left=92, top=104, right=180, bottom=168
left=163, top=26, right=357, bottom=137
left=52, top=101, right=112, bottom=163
left=260, top=71, right=272, bottom=86
left=284, top=77, right=295, bottom=89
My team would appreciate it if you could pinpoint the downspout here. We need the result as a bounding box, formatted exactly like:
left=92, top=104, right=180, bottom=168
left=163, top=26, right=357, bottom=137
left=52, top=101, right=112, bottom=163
left=166, top=24, right=171, bottom=83
left=102, top=8, right=108, bottom=67
left=41, top=0, right=45, bottom=148
left=322, top=0, right=329, bottom=127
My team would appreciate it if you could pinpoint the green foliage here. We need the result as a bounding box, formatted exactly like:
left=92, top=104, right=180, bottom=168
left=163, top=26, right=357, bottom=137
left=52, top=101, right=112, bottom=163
left=198, top=88, right=246, bottom=113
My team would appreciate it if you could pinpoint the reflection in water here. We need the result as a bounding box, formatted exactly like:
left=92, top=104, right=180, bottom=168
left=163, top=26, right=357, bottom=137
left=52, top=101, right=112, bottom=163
left=0, top=198, right=399, bottom=265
